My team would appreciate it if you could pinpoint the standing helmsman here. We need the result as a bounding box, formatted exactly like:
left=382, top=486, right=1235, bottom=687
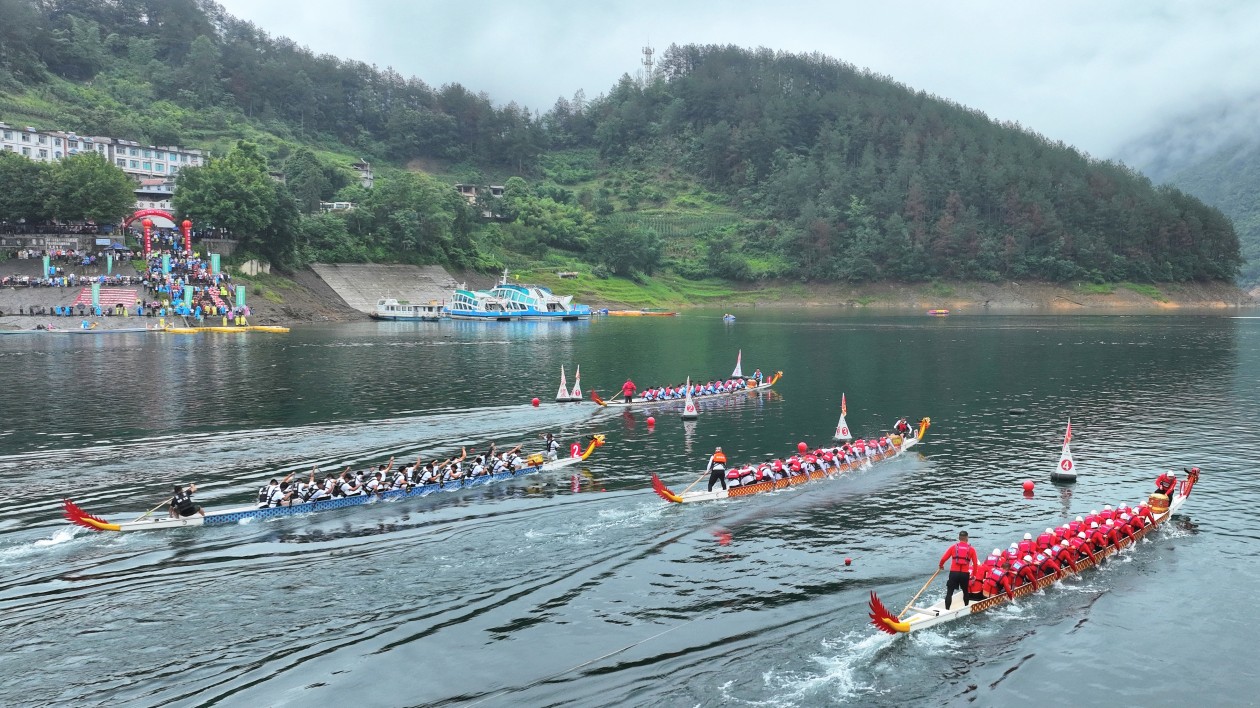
left=706, top=446, right=728, bottom=492
left=939, top=530, right=979, bottom=610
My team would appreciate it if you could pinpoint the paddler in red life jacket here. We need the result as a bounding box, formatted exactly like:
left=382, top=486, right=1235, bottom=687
left=706, top=447, right=728, bottom=492
left=1013, top=555, right=1040, bottom=588
left=1017, top=532, right=1036, bottom=557
left=983, top=562, right=1015, bottom=599
left=621, top=379, right=637, bottom=402
left=939, top=531, right=980, bottom=609
left=1034, top=550, right=1062, bottom=579
left=1052, top=541, right=1076, bottom=570
left=1155, top=470, right=1177, bottom=498
left=1037, top=528, right=1056, bottom=551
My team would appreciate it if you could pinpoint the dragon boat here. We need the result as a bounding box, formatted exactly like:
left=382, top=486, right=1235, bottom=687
left=593, top=371, right=782, bottom=409
left=651, top=418, right=930, bottom=504
left=64, top=435, right=605, bottom=532
left=868, top=466, right=1200, bottom=635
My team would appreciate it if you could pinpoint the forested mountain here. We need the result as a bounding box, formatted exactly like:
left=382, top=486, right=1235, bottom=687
left=1115, top=98, right=1260, bottom=286
left=0, top=0, right=1243, bottom=284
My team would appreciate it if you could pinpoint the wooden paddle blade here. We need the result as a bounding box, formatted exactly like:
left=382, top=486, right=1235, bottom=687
left=650, top=473, right=683, bottom=503
left=63, top=499, right=121, bottom=532
left=868, top=591, right=909, bottom=634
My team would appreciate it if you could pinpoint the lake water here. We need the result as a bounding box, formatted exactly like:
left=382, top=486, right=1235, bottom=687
left=1, top=311, right=1258, bottom=707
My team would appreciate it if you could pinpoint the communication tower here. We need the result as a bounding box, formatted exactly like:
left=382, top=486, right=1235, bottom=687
left=641, top=45, right=655, bottom=85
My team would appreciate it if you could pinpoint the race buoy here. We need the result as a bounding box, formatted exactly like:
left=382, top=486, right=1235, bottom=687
left=797, top=442, right=808, bottom=453
left=844, top=557, right=852, bottom=566
left=646, top=416, right=656, bottom=426
left=531, top=397, right=540, bottom=407
left=1023, top=480, right=1035, bottom=492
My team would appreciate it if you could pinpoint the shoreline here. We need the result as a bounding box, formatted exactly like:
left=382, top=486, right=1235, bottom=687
left=2, top=270, right=1255, bottom=331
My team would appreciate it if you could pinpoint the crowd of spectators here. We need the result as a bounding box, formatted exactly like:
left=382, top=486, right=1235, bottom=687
left=0, top=222, right=107, bottom=235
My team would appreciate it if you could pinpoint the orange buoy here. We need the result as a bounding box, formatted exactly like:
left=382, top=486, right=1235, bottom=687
left=1022, top=480, right=1035, bottom=492
left=797, top=442, right=808, bottom=453
left=646, top=416, right=656, bottom=426
left=844, top=557, right=852, bottom=566
left=531, top=398, right=540, bottom=407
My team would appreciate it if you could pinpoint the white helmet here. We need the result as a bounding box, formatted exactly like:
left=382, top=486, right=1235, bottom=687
left=1104, top=504, right=1112, bottom=511
left=1090, top=522, right=1099, bottom=529
left=1090, top=509, right=1098, bottom=516
left=1121, top=513, right=1131, bottom=521
left=1106, top=519, right=1115, bottom=526
left=1076, top=516, right=1084, bottom=522
left=993, top=548, right=1002, bottom=557
left=1024, top=533, right=1032, bottom=540
left=1046, top=528, right=1054, bottom=535
left=1078, top=532, right=1087, bottom=539
left=1023, top=555, right=1033, bottom=562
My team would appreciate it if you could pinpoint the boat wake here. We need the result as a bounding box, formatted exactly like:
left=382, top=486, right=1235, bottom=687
left=762, top=630, right=889, bottom=704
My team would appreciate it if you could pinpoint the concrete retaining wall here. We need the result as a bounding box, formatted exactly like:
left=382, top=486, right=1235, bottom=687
left=308, top=263, right=459, bottom=314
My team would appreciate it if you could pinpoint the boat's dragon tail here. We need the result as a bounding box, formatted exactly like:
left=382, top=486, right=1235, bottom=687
left=590, top=391, right=607, bottom=407
left=63, top=499, right=121, bottom=532
left=651, top=473, right=683, bottom=503
left=868, top=591, right=910, bottom=634
left=918, top=417, right=931, bottom=440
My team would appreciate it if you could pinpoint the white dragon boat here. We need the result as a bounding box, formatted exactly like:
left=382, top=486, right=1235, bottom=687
left=651, top=418, right=930, bottom=504
left=593, top=370, right=782, bottom=408
left=64, top=435, right=605, bottom=532
left=868, top=466, right=1200, bottom=635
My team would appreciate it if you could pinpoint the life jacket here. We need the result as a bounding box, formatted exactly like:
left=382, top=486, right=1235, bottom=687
left=983, top=566, right=1009, bottom=595
left=967, top=574, right=984, bottom=594
left=172, top=490, right=195, bottom=516
left=946, top=542, right=974, bottom=572
left=1018, top=539, right=1035, bottom=556
left=725, top=469, right=741, bottom=480
left=1037, top=533, right=1054, bottom=550
left=257, top=485, right=271, bottom=506
left=710, top=451, right=727, bottom=469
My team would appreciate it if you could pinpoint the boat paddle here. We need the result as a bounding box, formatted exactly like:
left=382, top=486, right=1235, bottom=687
left=900, top=567, right=941, bottom=617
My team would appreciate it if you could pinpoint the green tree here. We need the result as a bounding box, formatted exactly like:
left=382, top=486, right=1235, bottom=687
left=0, top=151, right=53, bottom=223
left=46, top=152, right=135, bottom=223
left=590, top=222, right=662, bottom=275
left=174, top=141, right=278, bottom=253
left=284, top=147, right=331, bottom=214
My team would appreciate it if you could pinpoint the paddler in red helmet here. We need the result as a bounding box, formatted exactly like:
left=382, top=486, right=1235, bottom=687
left=939, top=531, right=979, bottom=610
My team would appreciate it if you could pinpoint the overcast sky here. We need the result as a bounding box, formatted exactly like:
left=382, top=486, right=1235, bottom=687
left=214, top=1, right=1260, bottom=165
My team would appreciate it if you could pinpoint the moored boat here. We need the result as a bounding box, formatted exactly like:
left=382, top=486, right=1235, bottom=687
left=651, top=418, right=930, bottom=504
left=64, top=435, right=606, bottom=533
left=927, top=309, right=950, bottom=316
left=443, top=286, right=517, bottom=321
left=371, top=298, right=445, bottom=321
left=868, top=467, right=1200, bottom=635
left=488, top=280, right=591, bottom=320
left=605, top=309, right=678, bottom=316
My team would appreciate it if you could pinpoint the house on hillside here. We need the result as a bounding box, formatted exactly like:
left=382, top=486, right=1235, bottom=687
left=454, top=184, right=504, bottom=218
left=352, top=159, right=374, bottom=189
